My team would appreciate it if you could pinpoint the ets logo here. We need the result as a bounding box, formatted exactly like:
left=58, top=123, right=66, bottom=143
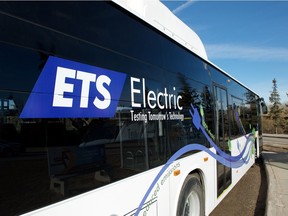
left=20, top=56, right=126, bottom=118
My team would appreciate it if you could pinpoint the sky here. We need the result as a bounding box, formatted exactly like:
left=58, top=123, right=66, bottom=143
left=161, top=0, right=288, bottom=104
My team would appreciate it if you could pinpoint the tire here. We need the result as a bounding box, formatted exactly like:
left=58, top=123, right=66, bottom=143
left=176, top=173, right=205, bottom=216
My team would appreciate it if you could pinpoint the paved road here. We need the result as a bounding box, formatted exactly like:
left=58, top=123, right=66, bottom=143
left=211, top=134, right=288, bottom=216
left=210, top=159, right=267, bottom=216
left=263, top=134, right=288, bottom=152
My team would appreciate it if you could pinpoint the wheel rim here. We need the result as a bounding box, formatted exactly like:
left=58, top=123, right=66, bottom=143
left=183, top=191, right=200, bottom=216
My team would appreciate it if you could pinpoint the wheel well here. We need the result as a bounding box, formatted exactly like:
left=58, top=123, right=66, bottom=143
left=189, top=169, right=206, bottom=210
left=189, top=169, right=205, bottom=187
left=176, top=169, right=206, bottom=216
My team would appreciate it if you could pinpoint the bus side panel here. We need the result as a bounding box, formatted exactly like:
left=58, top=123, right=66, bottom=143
left=169, top=149, right=217, bottom=216
left=231, top=135, right=255, bottom=185
left=22, top=166, right=169, bottom=216
left=206, top=135, right=255, bottom=209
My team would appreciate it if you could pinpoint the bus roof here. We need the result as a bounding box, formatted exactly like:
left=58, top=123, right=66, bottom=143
left=112, top=0, right=259, bottom=98
left=113, top=0, right=208, bottom=60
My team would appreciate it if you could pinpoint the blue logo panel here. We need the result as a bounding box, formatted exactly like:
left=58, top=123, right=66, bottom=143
left=20, top=56, right=126, bottom=118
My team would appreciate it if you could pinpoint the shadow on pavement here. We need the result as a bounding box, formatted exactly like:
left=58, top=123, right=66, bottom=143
left=254, top=157, right=268, bottom=216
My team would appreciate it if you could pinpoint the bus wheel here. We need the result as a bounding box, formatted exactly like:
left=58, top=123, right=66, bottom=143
left=177, top=173, right=205, bottom=216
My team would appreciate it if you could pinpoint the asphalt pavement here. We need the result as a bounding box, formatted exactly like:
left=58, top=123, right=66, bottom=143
left=262, top=151, right=288, bottom=216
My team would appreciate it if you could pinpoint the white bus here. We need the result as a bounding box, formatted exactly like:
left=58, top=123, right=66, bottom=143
left=0, top=1, right=267, bottom=215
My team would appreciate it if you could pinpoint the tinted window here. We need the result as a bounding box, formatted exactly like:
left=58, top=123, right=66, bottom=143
left=0, top=2, right=216, bottom=215
left=0, top=1, right=261, bottom=215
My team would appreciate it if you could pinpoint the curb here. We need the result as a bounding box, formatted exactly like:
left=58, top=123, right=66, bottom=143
left=262, top=153, right=274, bottom=216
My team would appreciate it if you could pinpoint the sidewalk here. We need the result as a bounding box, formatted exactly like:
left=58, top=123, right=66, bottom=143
left=262, top=151, right=288, bottom=216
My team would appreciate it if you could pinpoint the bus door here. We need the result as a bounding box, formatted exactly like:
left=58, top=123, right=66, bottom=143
left=214, top=85, right=231, bottom=197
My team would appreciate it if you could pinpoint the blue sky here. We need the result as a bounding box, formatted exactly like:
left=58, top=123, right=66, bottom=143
left=162, top=0, right=288, bottom=104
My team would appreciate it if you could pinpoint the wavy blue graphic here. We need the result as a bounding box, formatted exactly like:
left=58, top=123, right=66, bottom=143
left=189, top=104, right=253, bottom=162
left=134, top=104, right=254, bottom=216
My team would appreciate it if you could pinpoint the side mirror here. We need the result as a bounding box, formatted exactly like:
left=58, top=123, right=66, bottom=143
left=259, top=97, right=268, bottom=114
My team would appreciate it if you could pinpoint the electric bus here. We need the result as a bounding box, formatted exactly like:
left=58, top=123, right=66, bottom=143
left=0, top=1, right=267, bottom=215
